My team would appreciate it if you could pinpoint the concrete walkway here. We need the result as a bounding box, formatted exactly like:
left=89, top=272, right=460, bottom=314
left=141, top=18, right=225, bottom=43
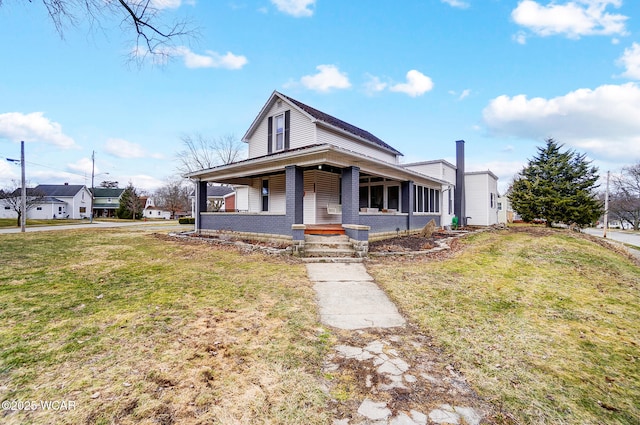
left=306, top=262, right=405, bottom=330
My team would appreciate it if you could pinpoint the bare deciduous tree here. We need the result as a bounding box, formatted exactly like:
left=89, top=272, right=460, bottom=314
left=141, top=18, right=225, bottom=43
left=0, top=181, right=45, bottom=226
left=176, top=133, right=246, bottom=174
left=154, top=179, right=190, bottom=218
left=0, top=0, right=195, bottom=61
left=610, top=162, right=640, bottom=230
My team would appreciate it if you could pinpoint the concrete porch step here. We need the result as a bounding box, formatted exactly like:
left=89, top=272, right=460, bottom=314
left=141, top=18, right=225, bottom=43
left=301, top=257, right=364, bottom=263
left=304, top=248, right=358, bottom=258
left=302, top=234, right=358, bottom=258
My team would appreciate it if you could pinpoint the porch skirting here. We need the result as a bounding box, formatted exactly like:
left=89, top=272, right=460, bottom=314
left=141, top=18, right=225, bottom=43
left=200, top=212, right=290, bottom=236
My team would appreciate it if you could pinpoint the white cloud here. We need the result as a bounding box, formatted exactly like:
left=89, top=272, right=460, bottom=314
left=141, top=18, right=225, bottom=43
left=173, top=47, right=248, bottom=70
left=618, top=42, right=640, bottom=80
left=441, top=0, right=470, bottom=9
left=127, top=174, right=165, bottom=191
left=450, top=89, right=471, bottom=100
left=363, top=74, right=387, bottom=95
left=300, top=65, right=351, bottom=92
left=67, top=158, right=95, bottom=175
left=389, top=70, right=434, bottom=97
left=0, top=112, right=76, bottom=149
left=270, top=0, right=315, bottom=17
left=511, top=0, right=628, bottom=40
left=104, top=138, right=164, bottom=160
left=150, top=0, right=183, bottom=9
left=482, top=83, right=640, bottom=160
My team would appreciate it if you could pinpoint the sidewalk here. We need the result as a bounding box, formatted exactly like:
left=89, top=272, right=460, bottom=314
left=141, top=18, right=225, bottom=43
left=306, top=262, right=405, bottom=330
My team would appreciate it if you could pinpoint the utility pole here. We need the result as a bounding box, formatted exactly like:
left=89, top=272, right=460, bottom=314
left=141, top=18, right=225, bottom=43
left=90, top=150, right=95, bottom=224
left=603, top=170, right=610, bottom=239
left=20, top=141, right=26, bottom=233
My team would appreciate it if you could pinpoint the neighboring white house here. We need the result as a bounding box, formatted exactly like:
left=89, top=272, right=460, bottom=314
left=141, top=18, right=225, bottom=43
left=497, top=195, right=513, bottom=224
left=0, top=184, right=93, bottom=220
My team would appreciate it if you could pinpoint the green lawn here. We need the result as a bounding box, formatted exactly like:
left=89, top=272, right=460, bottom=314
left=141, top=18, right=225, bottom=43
left=368, top=228, right=640, bottom=425
left=0, top=229, right=332, bottom=424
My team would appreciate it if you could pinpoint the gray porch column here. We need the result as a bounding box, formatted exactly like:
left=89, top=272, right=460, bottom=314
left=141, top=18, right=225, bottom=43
left=341, top=166, right=360, bottom=225
left=401, top=180, right=414, bottom=231
left=195, top=180, right=208, bottom=232
left=285, top=166, right=304, bottom=238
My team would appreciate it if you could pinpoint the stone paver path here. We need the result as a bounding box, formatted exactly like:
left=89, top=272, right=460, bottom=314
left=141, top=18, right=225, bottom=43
left=306, top=263, right=504, bottom=424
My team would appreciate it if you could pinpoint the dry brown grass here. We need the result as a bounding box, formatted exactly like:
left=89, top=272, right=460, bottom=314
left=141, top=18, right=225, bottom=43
left=0, top=229, right=332, bottom=424
left=368, top=227, right=640, bottom=424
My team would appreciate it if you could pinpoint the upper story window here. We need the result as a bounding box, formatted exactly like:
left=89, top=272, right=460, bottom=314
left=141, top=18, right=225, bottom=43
left=275, top=114, right=285, bottom=151
left=267, top=110, right=290, bottom=154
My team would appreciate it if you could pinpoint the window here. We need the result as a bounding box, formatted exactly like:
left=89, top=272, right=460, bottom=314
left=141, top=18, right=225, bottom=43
left=498, top=202, right=503, bottom=211
left=490, top=193, right=495, bottom=208
left=359, top=186, right=369, bottom=209
left=58, top=207, right=63, bottom=213
left=414, top=185, right=441, bottom=213
left=36, top=207, right=42, bottom=211
left=275, top=114, right=285, bottom=151
left=4, top=206, right=10, bottom=210
left=370, top=185, right=384, bottom=210
left=262, top=179, right=269, bottom=212
left=387, top=186, right=399, bottom=210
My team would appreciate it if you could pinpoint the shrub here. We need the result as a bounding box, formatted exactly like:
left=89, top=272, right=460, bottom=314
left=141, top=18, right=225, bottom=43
left=179, top=217, right=195, bottom=224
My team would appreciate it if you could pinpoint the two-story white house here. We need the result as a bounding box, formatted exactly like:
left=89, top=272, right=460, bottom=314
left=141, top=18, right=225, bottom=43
left=186, top=91, right=498, bottom=246
left=0, top=184, right=93, bottom=220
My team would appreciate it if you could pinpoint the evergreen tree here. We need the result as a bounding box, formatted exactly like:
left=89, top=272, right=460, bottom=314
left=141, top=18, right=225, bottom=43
left=509, top=139, right=603, bottom=228
left=117, top=183, right=142, bottom=220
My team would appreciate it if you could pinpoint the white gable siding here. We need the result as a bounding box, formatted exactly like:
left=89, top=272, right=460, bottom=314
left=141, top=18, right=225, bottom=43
left=247, top=100, right=315, bottom=158
left=465, top=173, right=498, bottom=226
left=316, top=127, right=398, bottom=164
left=404, top=161, right=456, bottom=185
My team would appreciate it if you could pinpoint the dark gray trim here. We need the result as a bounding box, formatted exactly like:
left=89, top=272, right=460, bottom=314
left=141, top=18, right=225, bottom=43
left=341, top=166, right=360, bottom=225
left=196, top=181, right=207, bottom=231
left=284, top=110, right=290, bottom=150
left=267, top=116, right=273, bottom=154
left=200, top=213, right=290, bottom=235
left=455, top=140, right=466, bottom=225
left=285, top=165, right=303, bottom=227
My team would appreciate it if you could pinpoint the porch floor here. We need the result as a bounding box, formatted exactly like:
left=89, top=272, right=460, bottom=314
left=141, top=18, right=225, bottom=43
left=304, top=224, right=345, bottom=235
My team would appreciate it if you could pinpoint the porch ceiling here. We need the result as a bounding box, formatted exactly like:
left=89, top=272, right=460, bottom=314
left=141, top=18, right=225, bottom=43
left=186, top=144, right=448, bottom=187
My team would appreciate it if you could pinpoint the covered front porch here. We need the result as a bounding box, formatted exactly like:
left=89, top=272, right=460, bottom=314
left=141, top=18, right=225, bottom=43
left=188, top=145, right=445, bottom=243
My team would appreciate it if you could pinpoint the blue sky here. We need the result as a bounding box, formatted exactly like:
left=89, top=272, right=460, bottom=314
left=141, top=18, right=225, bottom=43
left=1, top=0, right=639, bottom=194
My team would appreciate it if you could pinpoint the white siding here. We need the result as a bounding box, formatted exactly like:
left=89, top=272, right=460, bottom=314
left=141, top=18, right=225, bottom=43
left=404, top=161, right=456, bottom=185
left=316, top=127, right=398, bottom=164
left=234, top=186, right=249, bottom=212
left=247, top=100, right=315, bottom=158
left=465, top=173, right=499, bottom=226
left=314, top=171, right=341, bottom=224
left=248, top=179, right=261, bottom=212
left=270, top=174, right=286, bottom=213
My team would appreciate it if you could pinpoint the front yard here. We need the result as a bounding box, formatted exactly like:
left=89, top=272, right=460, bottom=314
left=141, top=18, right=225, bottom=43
left=0, top=226, right=638, bottom=424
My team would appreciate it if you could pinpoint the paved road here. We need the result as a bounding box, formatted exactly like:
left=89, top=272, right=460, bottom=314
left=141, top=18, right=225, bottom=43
left=583, top=227, right=640, bottom=260
left=0, top=220, right=193, bottom=234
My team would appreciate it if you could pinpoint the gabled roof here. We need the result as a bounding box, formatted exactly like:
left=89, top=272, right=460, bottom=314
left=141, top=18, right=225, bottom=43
left=35, top=184, right=87, bottom=197
left=207, top=186, right=234, bottom=197
left=92, top=188, right=125, bottom=198
left=243, top=91, right=403, bottom=156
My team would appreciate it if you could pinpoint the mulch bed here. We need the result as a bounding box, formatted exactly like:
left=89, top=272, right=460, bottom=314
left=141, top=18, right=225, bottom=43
left=368, top=231, right=459, bottom=253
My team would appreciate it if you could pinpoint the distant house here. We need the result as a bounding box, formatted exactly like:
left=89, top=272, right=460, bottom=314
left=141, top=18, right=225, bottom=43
left=189, top=186, right=235, bottom=216
left=497, top=195, right=513, bottom=224
left=143, top=197, right=172, bottom=220
left=186, top=91, right=499, bottom=245
left=0, top=184, right=92, bottom=220
left=91, top=187, right=125, bottom=218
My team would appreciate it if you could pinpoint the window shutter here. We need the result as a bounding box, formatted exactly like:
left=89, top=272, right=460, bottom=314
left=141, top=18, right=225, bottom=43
left=284, top=110, right=290, bottom=150
left=267, top=116, right=273, bottom=154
